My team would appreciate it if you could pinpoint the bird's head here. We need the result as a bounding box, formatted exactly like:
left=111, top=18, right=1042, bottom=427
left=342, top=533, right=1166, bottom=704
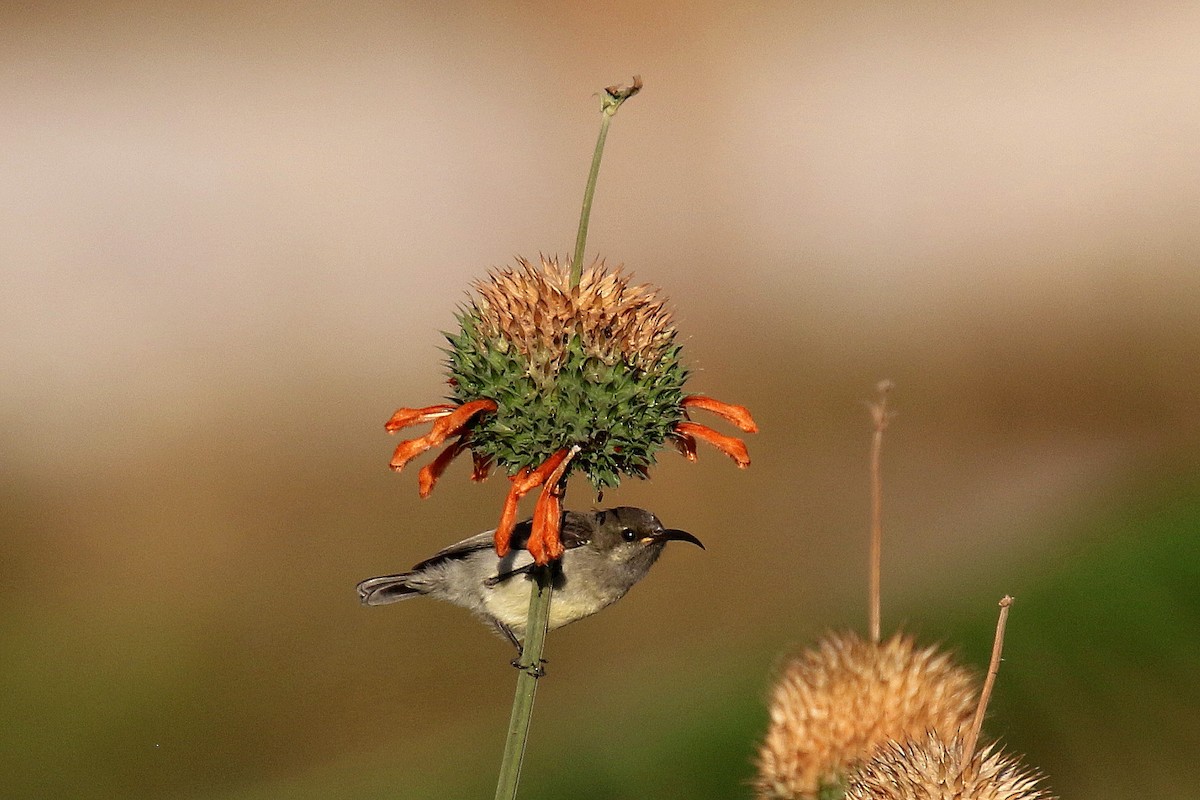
left=583, top=506, right=703, bottom=575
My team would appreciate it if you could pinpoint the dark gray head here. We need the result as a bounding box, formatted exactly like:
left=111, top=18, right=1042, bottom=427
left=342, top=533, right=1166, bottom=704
left=580, top=506, right=703, bottom=576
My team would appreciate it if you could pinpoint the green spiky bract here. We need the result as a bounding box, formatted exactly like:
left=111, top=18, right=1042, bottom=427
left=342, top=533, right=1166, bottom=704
left=447, top=316, right=687, bottom=488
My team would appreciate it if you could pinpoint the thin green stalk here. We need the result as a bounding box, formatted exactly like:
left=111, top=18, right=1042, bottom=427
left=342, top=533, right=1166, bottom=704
left=570, top=76, right=643, bottom=288
left=494, top=78, right=641, bottom=800
left=494, top=567, right=554, bottom=800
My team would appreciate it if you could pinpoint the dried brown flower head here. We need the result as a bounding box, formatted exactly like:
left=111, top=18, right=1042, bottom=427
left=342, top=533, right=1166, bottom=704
left=755, top=631, right=979, bottom=800
left=471, top=257, right=676, bottom=372
left=844, top=732, right=1054, bottom=800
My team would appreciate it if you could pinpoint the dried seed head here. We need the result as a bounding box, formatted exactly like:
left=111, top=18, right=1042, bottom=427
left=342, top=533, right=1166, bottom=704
left=755, top=631, right=979, bottom=800
left=470, top=256, right=676, bottom=370
left=844, top=732, right=1054, bottom=800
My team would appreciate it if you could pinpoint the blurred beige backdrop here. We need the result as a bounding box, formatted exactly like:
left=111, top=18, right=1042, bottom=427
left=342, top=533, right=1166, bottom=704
left=3, top=2, right=1198, bottom=798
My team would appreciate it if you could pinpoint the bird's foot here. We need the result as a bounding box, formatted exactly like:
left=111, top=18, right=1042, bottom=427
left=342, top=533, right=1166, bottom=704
left=510, top=656, right=548, bottom=678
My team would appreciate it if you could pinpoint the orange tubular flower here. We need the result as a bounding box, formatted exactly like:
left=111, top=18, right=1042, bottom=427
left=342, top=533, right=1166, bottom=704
left=530, top=485, right=563, bottom=565
left=681, top=395, right=759, bottom=433
left=673, top=421, right=751, bottom=468
left=388, top=399, right=498, bottom=472
left=418, top=437, right=470, bottom=499
left=493, top=473, right=528, bottom=557
left=385, top=404, right=456, bottom=433
left=492, top=447, right=574, bottom=561
left=526, top=446, right=579, bottom=564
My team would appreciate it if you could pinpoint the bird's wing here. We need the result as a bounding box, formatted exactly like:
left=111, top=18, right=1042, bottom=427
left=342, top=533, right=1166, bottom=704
left=482, top=513, right=596, bottom=585
left=408, top=529, right=498, bottom=572
left=557, top=513, right=595, bottom=549
left=409, top=513, right=593, bottom=577
left=505, top=512, right=594, bottom=552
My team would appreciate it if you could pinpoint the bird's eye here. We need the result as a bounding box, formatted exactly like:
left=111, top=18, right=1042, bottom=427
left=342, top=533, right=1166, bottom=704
left=620, top=527, right=637, bottom=542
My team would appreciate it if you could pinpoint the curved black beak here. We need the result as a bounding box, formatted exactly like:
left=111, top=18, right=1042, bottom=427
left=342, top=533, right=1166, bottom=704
left=648, top=528, right=705, bottom=550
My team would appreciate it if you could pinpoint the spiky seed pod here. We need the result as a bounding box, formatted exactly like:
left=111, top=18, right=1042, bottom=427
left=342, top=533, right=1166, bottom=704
left=844, top=732, right=1055, bottom=800
left=447, top=256, right=687, bottom=488
left=755, top=631, right=980, bottom=800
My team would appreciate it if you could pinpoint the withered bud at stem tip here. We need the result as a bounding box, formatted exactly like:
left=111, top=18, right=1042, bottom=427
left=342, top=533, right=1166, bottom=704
left=606, top=75, right=643, bottom=98
left=602, top=76, right=643, bottom=112
left=870, top=379, right=896, bottom=430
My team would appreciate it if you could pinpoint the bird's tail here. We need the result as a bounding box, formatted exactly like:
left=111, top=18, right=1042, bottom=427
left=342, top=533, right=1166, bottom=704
left=356, top=572, right=423, bottom=606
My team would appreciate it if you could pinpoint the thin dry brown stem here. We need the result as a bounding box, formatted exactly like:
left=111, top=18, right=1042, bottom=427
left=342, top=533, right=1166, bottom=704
left=868, top=379, right=894, bottom=644
left=960, top=594, right=1014, bottom=772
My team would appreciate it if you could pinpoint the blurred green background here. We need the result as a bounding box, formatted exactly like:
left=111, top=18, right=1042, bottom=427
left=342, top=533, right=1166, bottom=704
left=3, top=2, right=1199, bottom=798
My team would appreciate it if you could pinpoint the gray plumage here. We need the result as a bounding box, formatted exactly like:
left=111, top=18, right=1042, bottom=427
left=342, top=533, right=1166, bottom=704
left=356, top=507, right=702, bottom=645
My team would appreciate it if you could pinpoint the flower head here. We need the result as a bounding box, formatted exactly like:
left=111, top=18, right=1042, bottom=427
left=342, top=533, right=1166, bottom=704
left=755, top=631, right=979, bottom=800
left=386, top=256, right=756, bottom=564
left=448, top=257, right=688, bottom=487
left=844, top=732, right=1054, bottom=800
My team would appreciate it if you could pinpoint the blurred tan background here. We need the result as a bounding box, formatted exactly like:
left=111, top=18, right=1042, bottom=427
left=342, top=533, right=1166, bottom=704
left=3, top=2, right=1199, bottom=798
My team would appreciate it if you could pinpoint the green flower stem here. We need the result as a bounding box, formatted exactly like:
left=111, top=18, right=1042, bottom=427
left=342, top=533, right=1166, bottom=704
left=494, top=567, right=554, bottom=800
left=495, top=77, right=642, bottom=800
left=570, top=76, right=643, bottom=289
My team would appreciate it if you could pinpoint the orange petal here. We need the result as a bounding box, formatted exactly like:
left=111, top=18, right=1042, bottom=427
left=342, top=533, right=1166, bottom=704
left=542, top=446, right=579, bottom=494
left=390, top=434, right=439, bottom=471
left=674, top=421, right=751, bottom=468
left=417, top=437, right=469, bottom=498
left=385, top=404, right=455, bottom=433
left=512, top=447, right=571, bottom=494
left=493, top=471, right=528, bottom=557
left=493, top=446, right=579, bottom=561
left=681, top=395, right=759, bottom=433
left=525, top=447, right=578, bottom=564
left=428, top=398, right=498, bottom=440
left=529, top=487, right=563, bottom=565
